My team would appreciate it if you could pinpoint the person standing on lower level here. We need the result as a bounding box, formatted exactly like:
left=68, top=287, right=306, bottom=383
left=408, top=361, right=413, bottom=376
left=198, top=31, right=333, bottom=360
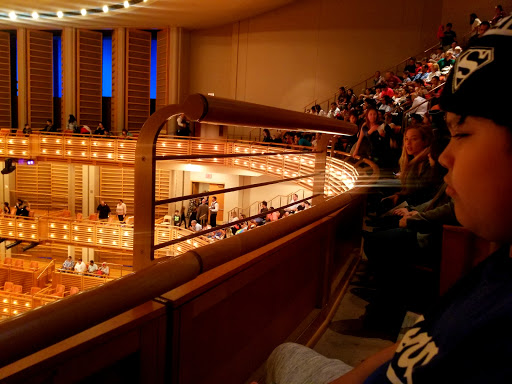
left=116, top=199, right=127, bottom=223
left=209, top=196, right=219, bottom=227
left=97, top=200, right=111, bottom=221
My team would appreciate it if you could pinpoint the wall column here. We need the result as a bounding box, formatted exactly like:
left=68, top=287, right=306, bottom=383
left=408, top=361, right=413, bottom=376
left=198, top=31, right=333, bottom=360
left=81, top=164, right=99, bottom=217
left=17, top=28, right=28, bottom=127
left=62, top=27, right=77, bottom=128
left=113, top=28, right=126, bottom=134
left=168, top=27, right=189, bottom=105
left=81, top=164, right=99, bottom=263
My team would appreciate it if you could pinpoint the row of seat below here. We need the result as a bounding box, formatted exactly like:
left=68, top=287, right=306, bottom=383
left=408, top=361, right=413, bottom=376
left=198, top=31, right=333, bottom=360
left=3, top=258, right=39, bottom=271
left=1, top=282, right=79, bottom=297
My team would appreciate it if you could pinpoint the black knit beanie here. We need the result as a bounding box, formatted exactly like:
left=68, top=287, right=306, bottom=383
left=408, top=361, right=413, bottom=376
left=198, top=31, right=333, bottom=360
left=440, top=15, right=512, bottom=128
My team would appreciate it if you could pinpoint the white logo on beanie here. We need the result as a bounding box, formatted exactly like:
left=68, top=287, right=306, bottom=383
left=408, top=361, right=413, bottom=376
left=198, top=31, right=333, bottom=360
left=452, top=48, right=494, bottom=92
left=485, top=14, right=512, bottom=37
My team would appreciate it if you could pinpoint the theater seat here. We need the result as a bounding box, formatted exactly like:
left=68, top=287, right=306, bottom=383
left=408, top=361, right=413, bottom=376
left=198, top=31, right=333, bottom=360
left=30, top=287, right=41, bottom=295
left=4, top=257, right=12, bottom=265
left=69, top=287, right=79, bottom=295
left=76, top=213, right=83, bottom=220
left=55, top=284, right=65, bottom=295
left=30, top=261, right=39, bottom=270
left=12, top=285, right=23, bottom=294
left=3, top=282, right=13, bottom=291
left=13, top=259, right=23, bottom=269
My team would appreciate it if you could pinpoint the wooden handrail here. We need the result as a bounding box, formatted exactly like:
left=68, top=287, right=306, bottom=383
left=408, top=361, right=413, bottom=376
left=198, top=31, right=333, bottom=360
left=0, top=178, right=377, bottom=368
left=0, top=96, right=376, bottom=368
left=134, top=94, right=359, bottom=270
left=36, top=259, right=54, bottom=280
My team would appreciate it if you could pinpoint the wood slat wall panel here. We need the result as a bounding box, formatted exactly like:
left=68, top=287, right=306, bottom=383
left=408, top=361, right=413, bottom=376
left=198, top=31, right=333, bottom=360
left=74, top=165, right=83, bottom=213
left=100, top=167, right=134, bottom=218
left=155, top=169, right=170, bottom=217
left=0, top=32, right=10, bottom=127
left=77, top=30, right=102, bottom=128
left=125, top=30, right=150, bottom=133
left=51, top=164, right=69, bottom=210
left=28, top=30, right=53, bottom=130
left=16, top=163, right=70, bottom=211
left=99, top=167, right=169, bottom=219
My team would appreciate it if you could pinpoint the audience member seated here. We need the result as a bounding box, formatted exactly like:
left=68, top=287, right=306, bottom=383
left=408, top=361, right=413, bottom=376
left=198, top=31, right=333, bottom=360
left=15, top=199, right=30, bottom=217
left=80, top=125, right=92, bottom=134
left=266, top=29, right=512, bottom=384
left=385, top=71, right=402, bottom=89
left=468, top=21, right=490, bottom=46
left=87, top=260, right=98, bottom=274
left=42, top=119, right=56, bottom=132
left=372, top=125, right=444, bottom=217
left=98, top=262, right=110, bottom=276
left=262, top=129, right=273, bottom=143
left=66, top=115, right=78, bottom=133
left=355, top=188, right=456, bottom=337
left=176, top=113, right=191, bottom=136
left=62, top=256, right=74, bottom=271
left=254, top=201, right=269, bottom=225
left=22, top=124, right=32, bottom=135
left=3, top=202, right=10, bottom=215
left=352, top=108, right=382, bottom=160
left=121, top=128, right=134, bottom=139
left=491, top=4, right=506, bottom=25
left=409, top=92, right=429, bottom=116
left=189, top=220, right=202, bottom=232
left=74, top=258, right=86, bottom=274
left=94, top=122, right=107, bottom=135
left=266, top=207, right=280, bottom=222
left=205, top=225, right=225, bottom=240
left=437, top=51, right=455, bottom=70
left=284, top=194, right=300, bottom=213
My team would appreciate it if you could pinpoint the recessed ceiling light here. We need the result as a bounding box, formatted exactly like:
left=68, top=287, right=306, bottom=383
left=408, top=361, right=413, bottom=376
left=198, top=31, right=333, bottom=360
left=8, top=11, right=16, bottom=20
left=57, top=11, right=63, bottom=18
left=81, top=8, right=87, bottom=16
left=103, top=5, right=109, bottom=13
left=124, top=1, right=130, bottom=8
left=32, top=11, right=39, bottom=19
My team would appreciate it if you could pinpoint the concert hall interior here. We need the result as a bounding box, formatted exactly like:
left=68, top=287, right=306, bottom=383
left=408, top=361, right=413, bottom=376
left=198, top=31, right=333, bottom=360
left=0, top=0, right=508, bottom=383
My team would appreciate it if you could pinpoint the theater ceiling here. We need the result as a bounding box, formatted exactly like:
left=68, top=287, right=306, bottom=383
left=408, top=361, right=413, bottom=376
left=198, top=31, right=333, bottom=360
left=0, top=0, right=296, bottom=29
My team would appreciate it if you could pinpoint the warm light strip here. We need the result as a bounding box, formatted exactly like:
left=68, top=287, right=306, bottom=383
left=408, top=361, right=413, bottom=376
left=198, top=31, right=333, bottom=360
left=0, top=0, right=147, bottom=21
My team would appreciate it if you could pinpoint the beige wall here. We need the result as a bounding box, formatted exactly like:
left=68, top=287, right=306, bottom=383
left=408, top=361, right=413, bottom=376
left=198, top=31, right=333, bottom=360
left=188, top=0, right=442, bottom=111
left=239, top=174, right=312, bottom=213
left=189, top=24, right=234, bottom=99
